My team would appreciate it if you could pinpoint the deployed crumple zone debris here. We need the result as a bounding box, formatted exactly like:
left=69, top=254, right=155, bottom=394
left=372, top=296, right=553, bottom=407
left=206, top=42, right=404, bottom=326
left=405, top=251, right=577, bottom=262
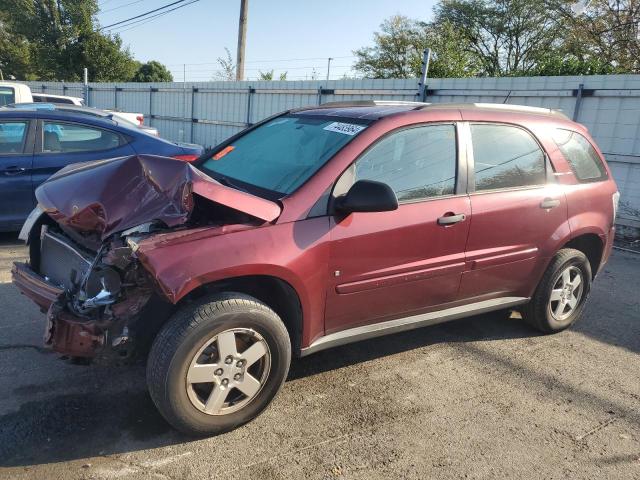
left=12, top=155, right=282, bottom=359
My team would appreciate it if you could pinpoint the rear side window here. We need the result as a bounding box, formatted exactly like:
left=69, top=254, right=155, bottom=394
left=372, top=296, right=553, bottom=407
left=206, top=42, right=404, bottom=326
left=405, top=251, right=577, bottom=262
left=42, top=122, right=121, bottom=153
left=0, top=87, right=16, bottom=107
left=0, top=121, right=28, bottom=154
left=471, top=124, right=546, bottom=191
left=552, top=129, right=607, bottom=182
left=354, top=124, right=457, bottom=202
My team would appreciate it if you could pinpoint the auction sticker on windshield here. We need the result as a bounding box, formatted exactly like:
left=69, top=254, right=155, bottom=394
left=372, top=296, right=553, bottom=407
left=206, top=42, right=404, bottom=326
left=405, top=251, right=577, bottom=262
left=323, top=122, right=366, bottom=136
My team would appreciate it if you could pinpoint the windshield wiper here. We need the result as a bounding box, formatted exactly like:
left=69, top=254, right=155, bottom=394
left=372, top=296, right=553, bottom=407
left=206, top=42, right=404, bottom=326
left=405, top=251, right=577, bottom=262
left=214, top=175, right=247, bottom=193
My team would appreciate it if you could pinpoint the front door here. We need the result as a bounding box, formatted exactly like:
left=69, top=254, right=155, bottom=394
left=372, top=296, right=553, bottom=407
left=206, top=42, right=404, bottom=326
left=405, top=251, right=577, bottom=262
left=0, top=119, right=35, bottom=231
left=325, top=123, right=471, bottom=334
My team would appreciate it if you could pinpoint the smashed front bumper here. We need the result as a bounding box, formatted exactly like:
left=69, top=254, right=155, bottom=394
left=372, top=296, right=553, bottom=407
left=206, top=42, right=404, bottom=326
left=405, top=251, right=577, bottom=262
left=12, top=223, right=153, bottom=359
left=12, top=262, right=106, bottom=357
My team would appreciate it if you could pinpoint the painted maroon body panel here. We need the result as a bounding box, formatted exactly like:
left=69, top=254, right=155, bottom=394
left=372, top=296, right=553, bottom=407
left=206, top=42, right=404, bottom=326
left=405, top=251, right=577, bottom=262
left=35, top=155, right=281, bottom=241
left=13, top=104, right=619, bottom=357
left=325, top=196, right=471, bottom=333
left=460, top=185, right=571, bottom=299
left=134, top=217, right=332, bottom=347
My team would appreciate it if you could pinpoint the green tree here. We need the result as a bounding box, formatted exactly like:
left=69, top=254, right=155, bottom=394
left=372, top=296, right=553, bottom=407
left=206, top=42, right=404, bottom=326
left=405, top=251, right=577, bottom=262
left=213, top=47, right=235, bottom=81
left=132, top=60, right=174, bottom=82
left=547, top=0, right=640, bottom=73
left=434, top=0, right=566, bottom=76
left=353, top=15, right=426, bottom=78
left=258, top=70, right=274, bottom=80
left=353, top=14, right=479, bottom=78
left=426, top=20, right=481, bottom=78
left=0, top=0, right=139, bottom=81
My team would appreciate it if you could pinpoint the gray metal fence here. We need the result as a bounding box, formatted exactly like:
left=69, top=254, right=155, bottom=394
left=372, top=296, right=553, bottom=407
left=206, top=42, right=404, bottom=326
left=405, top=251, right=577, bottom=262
left=23, top=75, right=640, bottom=231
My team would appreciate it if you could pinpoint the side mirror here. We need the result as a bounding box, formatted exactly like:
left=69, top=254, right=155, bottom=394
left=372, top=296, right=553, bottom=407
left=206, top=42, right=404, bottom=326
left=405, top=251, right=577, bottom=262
left=335, top=180, right=398, bottom=214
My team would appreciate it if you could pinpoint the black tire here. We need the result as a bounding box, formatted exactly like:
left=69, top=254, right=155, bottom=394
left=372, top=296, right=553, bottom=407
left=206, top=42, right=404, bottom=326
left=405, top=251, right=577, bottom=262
left=521, top=248, right=592, bottom=333
left=147, top=292, right=291, bottom=436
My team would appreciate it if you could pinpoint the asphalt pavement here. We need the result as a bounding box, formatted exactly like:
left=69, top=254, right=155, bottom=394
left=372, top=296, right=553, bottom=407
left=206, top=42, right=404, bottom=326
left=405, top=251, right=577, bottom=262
left=0, top=232, right=638, bottom=479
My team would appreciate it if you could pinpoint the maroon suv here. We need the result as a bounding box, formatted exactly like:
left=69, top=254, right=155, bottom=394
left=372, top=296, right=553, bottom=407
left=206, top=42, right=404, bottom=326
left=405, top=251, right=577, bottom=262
left=13, top=101, right=619, bottom=435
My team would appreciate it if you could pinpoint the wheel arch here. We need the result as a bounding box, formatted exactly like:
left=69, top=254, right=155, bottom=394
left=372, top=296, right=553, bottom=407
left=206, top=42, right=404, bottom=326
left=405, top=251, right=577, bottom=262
left=563, top=232, right=605, bottom=278
left=176, top=275, right=304, bottom=356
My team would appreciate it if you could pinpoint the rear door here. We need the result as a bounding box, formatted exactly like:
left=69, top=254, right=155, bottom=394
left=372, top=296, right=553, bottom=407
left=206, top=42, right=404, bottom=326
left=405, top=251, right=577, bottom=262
left=459, top=122, right=568, bottom=301
left=33, top=119, right=136, bottom=190
left=0, top=119, right=35, bottom=230
left=325, top=123, right=471, bottom=334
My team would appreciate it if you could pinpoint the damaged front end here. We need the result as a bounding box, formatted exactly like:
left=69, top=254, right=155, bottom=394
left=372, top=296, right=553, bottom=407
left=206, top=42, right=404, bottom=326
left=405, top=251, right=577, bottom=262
left=12, top=155, right=281, bottom=359
left=13, top=222, right=155, bottom=359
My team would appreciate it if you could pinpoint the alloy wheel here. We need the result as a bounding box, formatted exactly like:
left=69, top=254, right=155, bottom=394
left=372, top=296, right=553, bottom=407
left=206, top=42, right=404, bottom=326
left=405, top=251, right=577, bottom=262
left=186, top=328, right=271, bottom=415
left=548, top=265, right=584, bottom=321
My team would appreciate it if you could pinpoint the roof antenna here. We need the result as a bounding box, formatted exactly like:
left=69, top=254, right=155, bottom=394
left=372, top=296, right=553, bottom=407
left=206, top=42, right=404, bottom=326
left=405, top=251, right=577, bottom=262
left=503, top=90, right=512, bottom=104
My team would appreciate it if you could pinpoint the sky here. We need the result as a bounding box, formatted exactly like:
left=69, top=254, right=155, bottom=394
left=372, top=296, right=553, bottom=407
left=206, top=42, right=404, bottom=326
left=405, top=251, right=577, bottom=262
left=96, top=0, right=438, bottom=81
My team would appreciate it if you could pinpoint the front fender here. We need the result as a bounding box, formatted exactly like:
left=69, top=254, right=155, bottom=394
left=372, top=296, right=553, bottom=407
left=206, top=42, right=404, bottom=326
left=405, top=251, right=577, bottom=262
left=134, top=218, right=332, bottom=347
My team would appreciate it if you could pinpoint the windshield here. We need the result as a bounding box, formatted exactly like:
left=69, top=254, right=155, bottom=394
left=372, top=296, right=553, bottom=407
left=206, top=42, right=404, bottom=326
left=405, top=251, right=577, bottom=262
left=199, top=115, right=367, bottom=195
left=0, top=87, right=16, bottom=107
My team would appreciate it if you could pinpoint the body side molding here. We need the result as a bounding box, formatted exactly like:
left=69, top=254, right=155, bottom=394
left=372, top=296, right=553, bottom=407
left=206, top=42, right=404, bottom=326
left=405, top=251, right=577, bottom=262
left=301, top=296, right=529, bottom=356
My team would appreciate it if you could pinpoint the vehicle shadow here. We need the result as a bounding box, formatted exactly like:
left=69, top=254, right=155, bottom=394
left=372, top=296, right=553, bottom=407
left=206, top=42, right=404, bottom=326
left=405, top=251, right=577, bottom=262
left=0, top=249, right=637, bottom=468
left=0, top=308, right=531, bottom=468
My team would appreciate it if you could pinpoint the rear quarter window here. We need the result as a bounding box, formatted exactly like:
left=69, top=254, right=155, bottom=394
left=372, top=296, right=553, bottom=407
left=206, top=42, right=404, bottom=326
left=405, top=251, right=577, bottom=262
left=552, top=129, right=607, bottom=182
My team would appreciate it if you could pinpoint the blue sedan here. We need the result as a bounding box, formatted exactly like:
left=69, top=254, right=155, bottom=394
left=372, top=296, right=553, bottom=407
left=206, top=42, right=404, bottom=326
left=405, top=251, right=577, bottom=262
left=0, top=106, right=203, bottom=231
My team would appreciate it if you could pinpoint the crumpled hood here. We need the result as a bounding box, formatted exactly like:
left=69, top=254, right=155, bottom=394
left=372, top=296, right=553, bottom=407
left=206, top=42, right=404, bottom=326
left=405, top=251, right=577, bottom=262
left=35, top=155, right=282, bottom=240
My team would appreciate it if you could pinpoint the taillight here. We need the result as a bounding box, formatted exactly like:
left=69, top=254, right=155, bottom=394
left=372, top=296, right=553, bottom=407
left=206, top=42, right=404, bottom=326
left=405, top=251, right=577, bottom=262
left=136, top=115, right=144, bottom=125
left=173, top=154, right=199, bottom=162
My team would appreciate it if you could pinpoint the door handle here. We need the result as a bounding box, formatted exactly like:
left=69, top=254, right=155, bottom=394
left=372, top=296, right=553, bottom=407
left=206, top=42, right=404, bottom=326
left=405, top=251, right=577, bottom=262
left=437, top=213, right=466, bottom=226
left=3, top=166, right=26, bottom=176
left=540, top=198, right=560, bottom=209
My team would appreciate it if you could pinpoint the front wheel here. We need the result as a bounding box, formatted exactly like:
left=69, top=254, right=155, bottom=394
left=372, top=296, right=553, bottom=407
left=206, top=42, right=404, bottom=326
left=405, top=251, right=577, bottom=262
left=521, top=248, right=592, bottom=333
left=147, top=293, right=291, bottom=436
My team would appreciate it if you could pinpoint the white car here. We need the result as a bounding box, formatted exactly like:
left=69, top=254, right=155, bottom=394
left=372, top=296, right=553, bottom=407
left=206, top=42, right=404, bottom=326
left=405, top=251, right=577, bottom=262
left=31, top=92, right=148, bottom=130
left=32, top=92, right=85, bottom=106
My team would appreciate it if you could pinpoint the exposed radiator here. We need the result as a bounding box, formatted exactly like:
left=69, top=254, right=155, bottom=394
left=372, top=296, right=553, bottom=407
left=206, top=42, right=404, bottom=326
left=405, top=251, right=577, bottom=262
left=39, top=228, right=93, bottom=292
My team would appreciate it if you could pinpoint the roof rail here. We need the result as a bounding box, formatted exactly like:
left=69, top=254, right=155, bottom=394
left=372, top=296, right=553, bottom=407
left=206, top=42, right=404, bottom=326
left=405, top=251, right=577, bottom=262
left=314, top=100, right=428, bottom=107
left=472, top=103, right=568, bottom=117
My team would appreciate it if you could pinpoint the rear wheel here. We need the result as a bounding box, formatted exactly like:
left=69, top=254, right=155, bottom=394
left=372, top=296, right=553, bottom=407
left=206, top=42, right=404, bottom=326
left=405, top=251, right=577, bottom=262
left=147, top=293, right=291, bottom=436
left=521, top=248, right=592, bottom=333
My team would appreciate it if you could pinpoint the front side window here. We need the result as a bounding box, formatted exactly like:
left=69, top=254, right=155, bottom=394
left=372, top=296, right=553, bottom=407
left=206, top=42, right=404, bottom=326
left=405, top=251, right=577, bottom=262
left=0, top=121, right=28, bottom=154
left=353, top=124, right=457, bottom=202
left=42, top=122, right=121, bottom=153
left=199, top=115, right=366, bottom=196
left=471, top=124, right=546, bottom=191
left=0, top=87, right=16, bottom=107
left=552, top=128, right=607, bottom=182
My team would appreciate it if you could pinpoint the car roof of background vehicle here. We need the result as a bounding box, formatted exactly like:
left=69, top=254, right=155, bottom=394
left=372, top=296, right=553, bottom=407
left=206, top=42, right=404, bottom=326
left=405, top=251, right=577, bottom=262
left=292, top=100, right=570, bottom=122
left=31, top=92, right=84, bottom=101
left=0, top=106, right=124, bottom=128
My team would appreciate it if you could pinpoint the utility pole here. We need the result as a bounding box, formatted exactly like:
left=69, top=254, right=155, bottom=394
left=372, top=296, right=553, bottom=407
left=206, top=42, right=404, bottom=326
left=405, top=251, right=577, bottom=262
left=326, top=57, right=333, bottom=81
left=417, top=48, right=431, bottom=102
left=236, top=0, right=249, bottom=81
left=83, top=67, right=89, bottom=106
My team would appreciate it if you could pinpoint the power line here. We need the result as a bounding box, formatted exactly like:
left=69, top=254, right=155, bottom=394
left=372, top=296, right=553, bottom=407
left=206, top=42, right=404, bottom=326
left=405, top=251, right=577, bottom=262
left=100, top=0, right=189, bottom=30
left=101, top=0, right=147, bottom=14
left=164, top=55, right=356, bottom=67
left=168, top=64, right=354, bottom=72
left=108, top=0, right=201, bottom=33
